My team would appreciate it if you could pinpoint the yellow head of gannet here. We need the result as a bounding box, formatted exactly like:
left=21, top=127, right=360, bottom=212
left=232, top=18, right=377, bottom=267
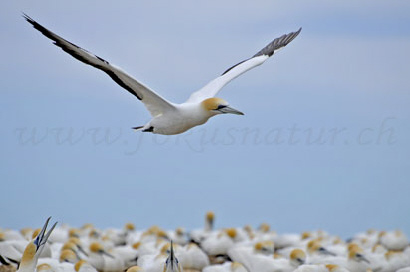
left=18, top=217, right=57, bottom=272
left=74, top=260, right=87, bottom=272
left=254, top=241, right=274, bottom=255
left=301, top=232, right=312, bottom=240
left=225, top=228, right=237, bottom=239
left=201, top=98, right=244, bottom=116
left=36, top=263, right=53, bottom=272
left=89, top=242, right=114, bottom=259
left=125, top=223, right=136, bottom=231
left=126, top=266, right=144, bottom=272
left=259, top=223, right=270, bottom=233
left=289, top=249, right=306, bottom=267
left=163, top=241, right=182, bottom=272
left=348, top=248, right=370, bottom=264
left=68, top=237, right=89, bottom=257
left=60, top=249, right=78, bottom=263
left=205, top=211, right=215, bottom=231
left=307, top=240, right=336, bottom=256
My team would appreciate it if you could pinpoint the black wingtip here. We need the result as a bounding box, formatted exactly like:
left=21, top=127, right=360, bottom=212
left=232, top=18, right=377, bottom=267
left=22, top=12, right=34, bottom=24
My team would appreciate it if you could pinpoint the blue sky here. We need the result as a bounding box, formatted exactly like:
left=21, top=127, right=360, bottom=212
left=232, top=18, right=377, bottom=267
left=1, top=1, right=410, bottom=238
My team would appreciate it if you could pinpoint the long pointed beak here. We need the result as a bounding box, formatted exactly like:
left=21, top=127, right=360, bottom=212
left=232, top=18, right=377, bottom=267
left=78, top=245, right=89, bottom=257
left=319, top=247, right=336, bottom=256
left=35, top=217, right=57, bottom=251
left=357, top=253, right=370, bottom=264
left=170, top=241, right=175, bottom=264
left=102, top=250, right=115, bottom=259
left=218, top=106, right=244, bottom=115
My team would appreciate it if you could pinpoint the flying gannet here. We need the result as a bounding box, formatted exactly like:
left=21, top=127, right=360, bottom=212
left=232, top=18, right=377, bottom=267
left=23, top=14, right=301, bottom=135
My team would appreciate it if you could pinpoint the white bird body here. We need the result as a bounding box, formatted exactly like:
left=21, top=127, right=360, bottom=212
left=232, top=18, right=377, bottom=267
left=75, top=261, right=98, bottom=272
left=37, top=258, right=75, bottom=272
left=0, top=240, right=27, bottom=262
left=23, top=14, right=301, bottom=135
left=177, top=243, right=209, bottom=270
left=136, top=253, right=167, bottom=272
left=200, top=231, right=236, bottom=256
left=379, top=231, right=409, bottom=251
left=293, top=264, right=328, bottom=272
left=202, top=262, right=248, bottom=272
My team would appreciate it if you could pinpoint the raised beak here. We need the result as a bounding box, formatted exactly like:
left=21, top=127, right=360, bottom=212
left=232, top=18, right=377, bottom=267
left=218, top=106, right=244, bottom=115
left=35, top=217, right=57, bottom=251
left=170, top=240, right=175, bottom=264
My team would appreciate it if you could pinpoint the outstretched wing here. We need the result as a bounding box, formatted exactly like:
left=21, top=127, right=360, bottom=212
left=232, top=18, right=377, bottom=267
left=23, top=14, right=175, bottom=117
left=186, top=28, right=301, bottom=103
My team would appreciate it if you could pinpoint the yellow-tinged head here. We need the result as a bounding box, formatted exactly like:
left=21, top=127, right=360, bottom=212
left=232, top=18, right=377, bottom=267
left=60, top=249, right=78, bottom=263
left=125, top=223, right=136, bottom=231
left=225, top=228, right=237, bottom=239
left=69, top=229, right=80, bottom=238
left=89, top=242, right=104, bottom=253
left=69, top=237, right=82, bottom=246
left=74, top=260, right=87, bottom=272
left=132, top=242, right=141, bottom=250
left=201, top=98, right=244, bottom=115
left=325, top=264, right=339, bottom=272
left=37, top=263, right=52, bottom=272
left=259, top=223, right=270, bottom=233
left=127, top=266, right=144, bottom=272
left=301, top=232, right=312, bottom=240
left=349, top=248, right=370, bottom=263
left=81, top=223, right=94, bottom=230
left=347, top=243, right=360, bottom=252
left=32, top=228, right=41, bottom=240
left=62, top=242, right=77, bottom=251
left=175, top=227, right=184, bottom=236
left=307, top=240, right=320, bottom=252
left=254, top=241, right=274, bottom=254
left=160, top=243, right=172, bottom=254
left=290, top=249, right=306, bottom=266
left=206, top=211, right=215, bottom=222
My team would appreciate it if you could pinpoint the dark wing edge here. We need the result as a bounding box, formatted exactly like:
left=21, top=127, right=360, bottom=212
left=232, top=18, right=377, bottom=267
left=221, top=27, right=302, bottom=76
left=22, top=13, right=143, bottom=100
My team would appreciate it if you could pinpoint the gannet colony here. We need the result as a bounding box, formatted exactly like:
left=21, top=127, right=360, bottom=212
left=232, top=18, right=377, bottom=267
left=1, top=214, right=409, bottom=272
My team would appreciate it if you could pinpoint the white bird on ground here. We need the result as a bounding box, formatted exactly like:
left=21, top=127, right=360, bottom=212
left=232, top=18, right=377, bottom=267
left=17, top=217, right=57, bottom=272
left=202, top=262, right=248, bottom=272
left=177, top=243, right=209, bottom=271
left=23, top=14, right=301, bottom=135
left=379, top=230, right=409, bottom=251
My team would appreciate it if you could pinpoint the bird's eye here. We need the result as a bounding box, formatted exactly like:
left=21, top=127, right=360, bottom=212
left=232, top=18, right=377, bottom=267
left=216, top=105, right=227, bottom=110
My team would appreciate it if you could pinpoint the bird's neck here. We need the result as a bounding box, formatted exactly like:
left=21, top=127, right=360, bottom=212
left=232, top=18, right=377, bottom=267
left=18, top=243, right=39, bottom=272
